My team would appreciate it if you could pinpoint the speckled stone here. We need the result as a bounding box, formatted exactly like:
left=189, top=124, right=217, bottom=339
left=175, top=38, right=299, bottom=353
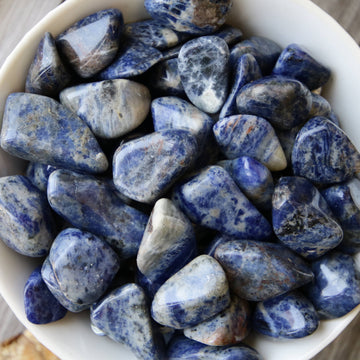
left=214, top=239, right=314, bottom=301
left=24, top=266, right=67, bottom=324
left=0, top=175, right=56, bottom=257
left=213, top=114, right=287, bottom=171
left=26, top=162, right=57, bottom=192
left=91, top=284, right=165, bottom=360
left=178, top=36, right=229, bottom=114
left=113, top=129, right=198, bottom=204
left=309, top=93, right=331, bottom=118
left=252, top=290, right=319, bottom=339
left=0, top=93, right=108, bottom=174
left=151, top=255, right=230, bottom=329
left=56, top=9, right=124, bottom=78
left=272, top=176, right=343, bottom=259
left=60, top=79, right=151, bottom=139
left=25, top=32, right=71, bottom=97
left=172, top=166, right=272, bottom=241
left=292, top=116, right=360, bottom=184
left=236, top=76, right=313, bottom=130
left=213, top=24, right=243, bottom=46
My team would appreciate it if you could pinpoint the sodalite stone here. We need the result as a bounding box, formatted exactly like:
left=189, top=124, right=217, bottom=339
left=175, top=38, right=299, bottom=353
left=144, top=0, right=232, bottom=35
left=113, top=129, right=198, bottom=204
left=172, top=166, right=272, bottom=241
left=252, top=290, right=319, bottom=339
left=275, top=124, right=303, bottom=163
left=213, top=25, right=243, bottom=46
left=47, top=169, right=149, bottom=259
left=60, top=79, right=151, bottom=139
left=214, top=239, right=314, bottom=301
left=25, top=32, right=71, bottom=97
left=24, top=266, right=67, bottom=324
left=151, top=255, right=230, bottom=329
left=272, top=176, right=343, bottom=259
left=56, top=9, right=124, bottom=78
left=26, top=162, right=57, bottom=192
left=292, top=116, right=360, bottom=184
left=272, top=43, right=331, bottom=90
left=137, top=198, right=197, bottom=296
left=213, top=114, right=287, bottom=171
left=309, top=93, right=331, bottom=118
left=304, top=251, right=360, bottom=319
left=205, top=233, right=233, bottom=257
left=236, top=76, right=313, bottom=130
left=91, top=284, right=165, bottom=360
left=41, top=228, right=120, bottom=312
left=0, top=175, right=56, bottom=257
left=178, top=36, right=229, bottom=114
left=0, top=93, right=108, bottom=174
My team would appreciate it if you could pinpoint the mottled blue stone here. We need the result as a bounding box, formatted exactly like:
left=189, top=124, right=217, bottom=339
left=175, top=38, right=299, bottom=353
left=292, top=116, right=360, bottom=184
left=0, top=93, right=108, bottom=174
left=213, top=25, right=243, bottom=46
left=236, top=76, right=313, bottom=130
left=214, top=239, right=314, bottom=301
left=151, top=255, right=230, bottom=329
left=205, top=233, right=233, bottom=257
left=309, top=93, right=331, bottom=118
left=41, top=228, right=120, bottom=312
left=272, top=176, right=343, bottom=259
left=252, top=290, right=319, bottom=339
left=56, top=9, right=124, bottom=78
left=275, top=124, right=303, bottom=163
left=24, top=266, right=67, bottom=324
left=178, top=36, right=229, bottom=114
left=91, top=284, right=165, bottom=360
left=0, top=175, right=56, bottom=257
left=26, top=162, right=57, bottom=192
left=113, top=129, right=198, bottom=204
left=272, top=43, right=331, bottom=90
left=25, top=32, right=71, bottom=97
left=304, top=251, right=360, bottom=319
left=172, top=166, right=272, bottom=241
left=47, top=169, right=149, bottom=259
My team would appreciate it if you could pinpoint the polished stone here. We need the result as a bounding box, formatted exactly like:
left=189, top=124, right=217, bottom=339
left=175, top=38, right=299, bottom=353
left=214, top=24, right=243, bottom=46
left=275, top=124, right=303, bottom=163
left=309, top=93, right=331, bottom=118
left=26, top=162, right=57, bottom=192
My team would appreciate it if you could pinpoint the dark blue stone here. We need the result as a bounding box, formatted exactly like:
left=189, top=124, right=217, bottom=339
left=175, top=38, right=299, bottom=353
left=161, top=44, right=183, bottom=61
left=205, top=233, right=233, bottom=257
left=213, top=24, right=243, bottom=46
left=26, top=162, right=57, bottom=192
left=309, top=93, right=331, bottom=118
left=275, top=124, right=303, bottom=164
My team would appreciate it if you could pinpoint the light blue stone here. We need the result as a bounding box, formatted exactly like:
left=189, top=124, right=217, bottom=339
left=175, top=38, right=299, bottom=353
left=26, top=162, right=57, bottom=192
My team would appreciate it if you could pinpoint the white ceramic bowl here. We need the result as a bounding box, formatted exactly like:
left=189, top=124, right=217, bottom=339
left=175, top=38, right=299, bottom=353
left=0, top=0, right=360, bottom=359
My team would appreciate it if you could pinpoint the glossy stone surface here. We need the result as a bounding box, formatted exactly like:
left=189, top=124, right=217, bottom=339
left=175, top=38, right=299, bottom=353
left=272, top=176, right=343, bottom=259
left=213, top=114, right=287, bottom=171
left=178, top=36, right=229, bottom=114
left=47, top=169, right=149, bottom=259
left=60, top=79, right=151, bottom=139
left=91, top=284, right=165, bottom=360
left=56, top=9, right=124, bottom=78
left=292, top=116, right=360, bottom=184
left=1, top=93, right=108, bottom=174
left=151, top=255, right=230, bottom=329
left=26, top=162, right=57, bottom=192
left=309, top=93, right=331, bottom=118
left=214, top=239, right=314, bottom=301
left=236, top=76, right=312, bottom=130
left=25, top=32, right=71, bottom=97
left=24, top=266, right=67, bottom=324
left=252, top=290, right=319, bottom=339
left=113, top=129, right=198, bottom=204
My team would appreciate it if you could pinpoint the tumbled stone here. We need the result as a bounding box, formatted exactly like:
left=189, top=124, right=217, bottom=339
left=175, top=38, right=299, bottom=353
left=178, top=36, right=229, bottom=114
left=26, top=162, right=57, bottom=192
left=213, top=24, right=243, bottom=46
left=309, top=93, right=331, bottom=118
left=1, top=93, right=108, bottom=174
left=151, top=255, right=230, bottom=329
left=60, top=79, right=151, bottom=139
left=214, top=239, right=314, bottom=301
left=275, top=124, right=303, bottom=164
left=56, top=9, right=124, bottom=78
left=205, top=233, right=233, bottom=257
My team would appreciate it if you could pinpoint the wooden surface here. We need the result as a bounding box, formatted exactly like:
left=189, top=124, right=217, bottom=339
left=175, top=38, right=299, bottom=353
left=0, top=0, right=359, bottom=359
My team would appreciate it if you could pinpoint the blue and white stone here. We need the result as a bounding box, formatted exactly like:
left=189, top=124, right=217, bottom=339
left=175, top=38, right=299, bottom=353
left=47, top=169, right=149, bottom=259
left=26, top=162, right=57, bottom=192
left=178, top=36, right=229, bottom=114
left=24, top=266, right=67, bottom=324
left=172, top=166, right=272, bottom=241
left=0, top=93, right=108, bottom=174
left=272, top=176, right=343, bottom=259
left=56, top=9, right=124, bottom=78
left=60, top=79, right=151, bottom=139
left=91, top=284, right=165, bottom=360
left=292, top=116, right=360, bottom=184
left=213, top=114, right=287, bottom=171
left=151, top=255, right=230, bottom=329
left=214, top=239, right=314, bottom=301
left=275, top=124, right=303, bottom=163
left=213, top=24, right=243, bottom=46
left=0, top=175, right=56, bottom=257
left=252, top=290, right=319, bottom=339
left=309, top=93, right=331, bottom=118
left=236, top=76, right=313, bottom=130
left=113, top=129, right=198, bottom=204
